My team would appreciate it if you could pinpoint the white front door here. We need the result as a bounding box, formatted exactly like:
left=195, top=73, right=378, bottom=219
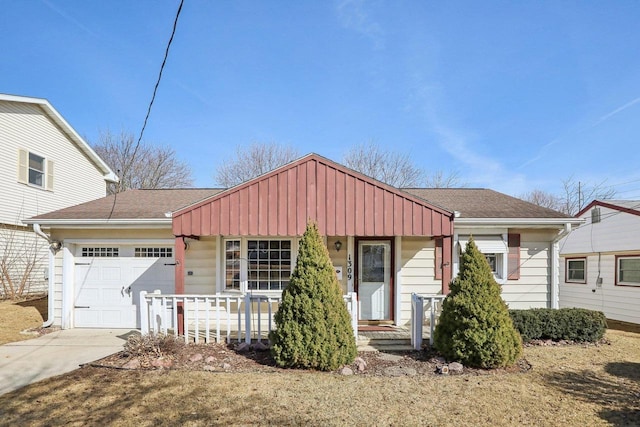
left=357, top=240, right=392, bottom=321
left=74, top=245, right=175, bottom=328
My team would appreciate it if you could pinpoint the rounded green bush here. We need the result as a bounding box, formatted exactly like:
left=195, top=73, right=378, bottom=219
left=433, top=237, right=522, bottom=368
left=270, top=222, right=357, bottom=370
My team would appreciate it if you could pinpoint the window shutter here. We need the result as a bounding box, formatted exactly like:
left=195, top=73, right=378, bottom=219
left=46, top=160, right=54, bottom=191
left=17, top=149, right=28, bottom=183
left=435, top=238, right=443, bottom=280
left=507, top=233, right=520, bottom=280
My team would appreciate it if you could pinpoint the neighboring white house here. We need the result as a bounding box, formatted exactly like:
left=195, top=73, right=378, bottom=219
left=26, top=154, right=581, bottom=330
left=0, top=93, right=117, bottom=297
left=560, top=200, right=640, bottom=325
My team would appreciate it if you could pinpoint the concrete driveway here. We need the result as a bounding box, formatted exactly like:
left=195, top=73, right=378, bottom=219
left=0, top=329, right=135, bottom=396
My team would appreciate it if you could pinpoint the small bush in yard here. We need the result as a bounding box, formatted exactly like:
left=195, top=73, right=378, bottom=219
left=433, top=237, right=522, bottom=368
left=124, top=333, right=184, bottom=358
left=270, top=222, right=357, bottom=371
left=509, top=308, right=607, bottom=342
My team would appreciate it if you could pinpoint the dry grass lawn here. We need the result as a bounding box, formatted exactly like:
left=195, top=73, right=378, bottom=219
left=0, top=329, right=639, bottom=426
left=0, top=297, right=47, bottom=345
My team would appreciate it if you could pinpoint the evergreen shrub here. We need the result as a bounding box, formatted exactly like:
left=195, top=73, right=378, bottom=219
left=270, top=222, right=357, bottom=370
left=509, top=308, right=607, bottom=342
left=433, top=237, right=522, bottom=368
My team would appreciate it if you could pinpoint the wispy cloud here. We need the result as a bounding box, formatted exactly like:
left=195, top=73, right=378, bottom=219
left=43, top=0, right=99, bottom=38
left=335, top=0, right=384, bottom=49
left=592, top=96, right=640, bottom=127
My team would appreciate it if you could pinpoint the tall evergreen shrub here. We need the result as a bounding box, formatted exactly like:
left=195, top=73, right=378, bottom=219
left=433, top=237, right=522, bottom=368
left=270, top=222, right=357, bottom=370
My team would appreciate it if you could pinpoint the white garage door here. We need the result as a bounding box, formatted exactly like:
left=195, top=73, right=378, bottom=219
left=74, top=245, right=175, bottom=328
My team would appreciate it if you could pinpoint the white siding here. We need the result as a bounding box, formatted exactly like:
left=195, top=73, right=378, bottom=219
left=560, top=253, right=640, bottom=324
left=399, top=237, right=440, bottom=325
left=184, top=238, right=217, bottom=294
left=0, top=100, right=107, bottom=225
left=502, top=236, right=550, bottom=309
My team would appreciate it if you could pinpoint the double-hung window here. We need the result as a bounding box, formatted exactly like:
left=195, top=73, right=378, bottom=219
left=18, top=149, right=53, bottom=190
left=224, top=238, right=293, bottom=292
left=617, top=256, right=640, bottom=286
left=565, top=258, right=586, bottom=283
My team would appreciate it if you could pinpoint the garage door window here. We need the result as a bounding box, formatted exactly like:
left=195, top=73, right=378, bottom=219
left=81, top=247, right=119, bottom=257
left=135, top=247, right=173, bottom=258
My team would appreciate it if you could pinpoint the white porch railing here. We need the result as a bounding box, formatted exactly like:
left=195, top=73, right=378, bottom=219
left=140, top=291, right=358, bottom=344
left=410, top=293, right=447, bottom=350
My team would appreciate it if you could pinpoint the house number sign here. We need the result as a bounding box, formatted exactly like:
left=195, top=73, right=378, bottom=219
left=347, top=254, right=353, bottom=280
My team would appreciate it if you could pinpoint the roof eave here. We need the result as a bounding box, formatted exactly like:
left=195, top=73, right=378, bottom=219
left=23, top=218, right=171, bottom=229
left=454, top=217, right=585, bottom=228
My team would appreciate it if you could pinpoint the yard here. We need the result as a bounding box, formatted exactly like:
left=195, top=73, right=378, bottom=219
left=0, top=301, right=639, bottom=426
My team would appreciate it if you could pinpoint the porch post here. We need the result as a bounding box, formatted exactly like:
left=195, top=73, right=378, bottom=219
left=441, top=235, right=452, bottom=294
left=175, top=236, right=185, bottom=335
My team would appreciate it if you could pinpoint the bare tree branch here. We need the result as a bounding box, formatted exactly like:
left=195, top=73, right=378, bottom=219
left=343, top=141, right=424, bottom=188
left=522, top=177, right=616, bottom=215
left=92, top=130, right=193, bottom=194
left=424, top=170, right=467, bottom=188
left=215, top=143, right=300, bottom=187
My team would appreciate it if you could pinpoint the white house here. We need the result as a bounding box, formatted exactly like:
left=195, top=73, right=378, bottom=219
left=0, top=93, right=117, bottom=298
left=560, top=200, right=640, bottom=324
left=26, top=154, right=581, bottom=331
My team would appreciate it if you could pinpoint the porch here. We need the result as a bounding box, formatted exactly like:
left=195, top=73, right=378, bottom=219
left=139, top=291, right=445, bottom=351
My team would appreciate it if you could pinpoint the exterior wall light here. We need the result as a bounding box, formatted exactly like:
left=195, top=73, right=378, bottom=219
left=334, top=240, right=342, bottom=252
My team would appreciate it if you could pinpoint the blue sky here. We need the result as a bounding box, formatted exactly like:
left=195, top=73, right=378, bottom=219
left=3, top=1, right=640, bottom=197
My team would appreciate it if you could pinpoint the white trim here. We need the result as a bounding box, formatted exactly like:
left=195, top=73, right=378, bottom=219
left=394, top=236, right=402, bottom=325
left=215, top=235, right=222, bottom=293
left=455, top=218, right=584, bottom=227
left=347, top=236, right=354, bottom=293
left=61, top=245, right=74, bottom=329
left=22, top=219, right=171, bottom=228
left=551, top=241, right=560, bottom=308
left=64, top=238, right=175, bottom=245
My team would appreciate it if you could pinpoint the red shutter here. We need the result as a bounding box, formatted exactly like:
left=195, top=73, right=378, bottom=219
left=507, top=233, right=520, bottom=280
left=435, top=238, right=443, bottom=280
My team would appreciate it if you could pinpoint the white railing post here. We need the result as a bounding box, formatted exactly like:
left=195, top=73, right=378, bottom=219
left=429, top=297, right=436, bottom=347
left=244, top=293, right=252, bottom=344
left=411, top=293, right=424, bottom=350
left=140, top=291, right=149, bottom=334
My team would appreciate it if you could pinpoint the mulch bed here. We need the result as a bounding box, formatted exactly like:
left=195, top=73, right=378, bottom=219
left=90, top=341, right=533, bottom=377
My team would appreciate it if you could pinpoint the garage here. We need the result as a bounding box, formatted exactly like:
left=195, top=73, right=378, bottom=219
left=74, top=244, right=175, bottom=328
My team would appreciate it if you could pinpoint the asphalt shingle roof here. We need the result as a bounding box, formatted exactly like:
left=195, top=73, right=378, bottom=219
left=30, top=189, right=223, bottom=220
left=402, top=188, right=573, bottom=219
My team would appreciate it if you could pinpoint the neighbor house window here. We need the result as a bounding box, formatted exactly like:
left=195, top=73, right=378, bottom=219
left=18, top=149, right=54, bottom=190
left=224, top=238, right=292, bottom=292
left=485, top=254, right=498, bottom=274
left=566, top=258, right=586, bottom=283
left=617, top=256, right=640, bottom=286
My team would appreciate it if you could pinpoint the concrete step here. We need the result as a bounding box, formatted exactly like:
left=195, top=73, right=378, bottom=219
left=357, top=344, right=416, bottom=352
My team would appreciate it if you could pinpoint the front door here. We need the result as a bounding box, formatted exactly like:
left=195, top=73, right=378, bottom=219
left=357, top=240, right=393, bottom=322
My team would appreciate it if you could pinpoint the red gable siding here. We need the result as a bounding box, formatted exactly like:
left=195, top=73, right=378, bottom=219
left=173, top=155, right=453, bottom=237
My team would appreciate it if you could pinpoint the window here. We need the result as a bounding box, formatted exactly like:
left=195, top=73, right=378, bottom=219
left=18, top=149, right=53, bottom=190
left=485, top=254, right=498, bottom=274
left=81, top=247, right=119, bottom=257
left=566, top=258, right=586, bottom=283
left=591, top=207, right=601, bottom=224
left=617, top=256, right=640, bottom=286
left=224, top=238, right=293, bottom=292
left=135, top=247, right=173, bottom=258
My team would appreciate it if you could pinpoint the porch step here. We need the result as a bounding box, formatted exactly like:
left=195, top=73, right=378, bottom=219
left=357, top=336, right=415, bottom=352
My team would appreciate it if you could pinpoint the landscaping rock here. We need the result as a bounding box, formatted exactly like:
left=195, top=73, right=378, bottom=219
left=384, top=366, right=417, bottom=377
left=448, top=362, right=464, bottom=373
left=151, top=358, right=173, bottom=369
left=377, top=353, right=404, bottom=362
left=339, top=366, right=354, bottom=376
left=221, top=363, right=232, bottom=370
left=203, top=365, right=216, bottom=372
left=123, top=358, right=140, bottom=370
left=205, top=356, right=215, bottom=364
left=189, top=353, right=203, bottom=362
left=354, top=357, right=367, bottom=372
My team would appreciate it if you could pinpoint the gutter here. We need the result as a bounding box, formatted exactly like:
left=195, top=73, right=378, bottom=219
left=32, top=224, right=55, bottom=328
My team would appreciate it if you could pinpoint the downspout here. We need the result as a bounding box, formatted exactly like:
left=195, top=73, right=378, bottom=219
left=32, top=224, right=56, bottom=328
left=550, top=223, right=572, bottom=309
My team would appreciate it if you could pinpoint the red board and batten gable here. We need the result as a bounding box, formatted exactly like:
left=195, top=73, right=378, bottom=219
left=172, top=154, right=454, bottom=238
